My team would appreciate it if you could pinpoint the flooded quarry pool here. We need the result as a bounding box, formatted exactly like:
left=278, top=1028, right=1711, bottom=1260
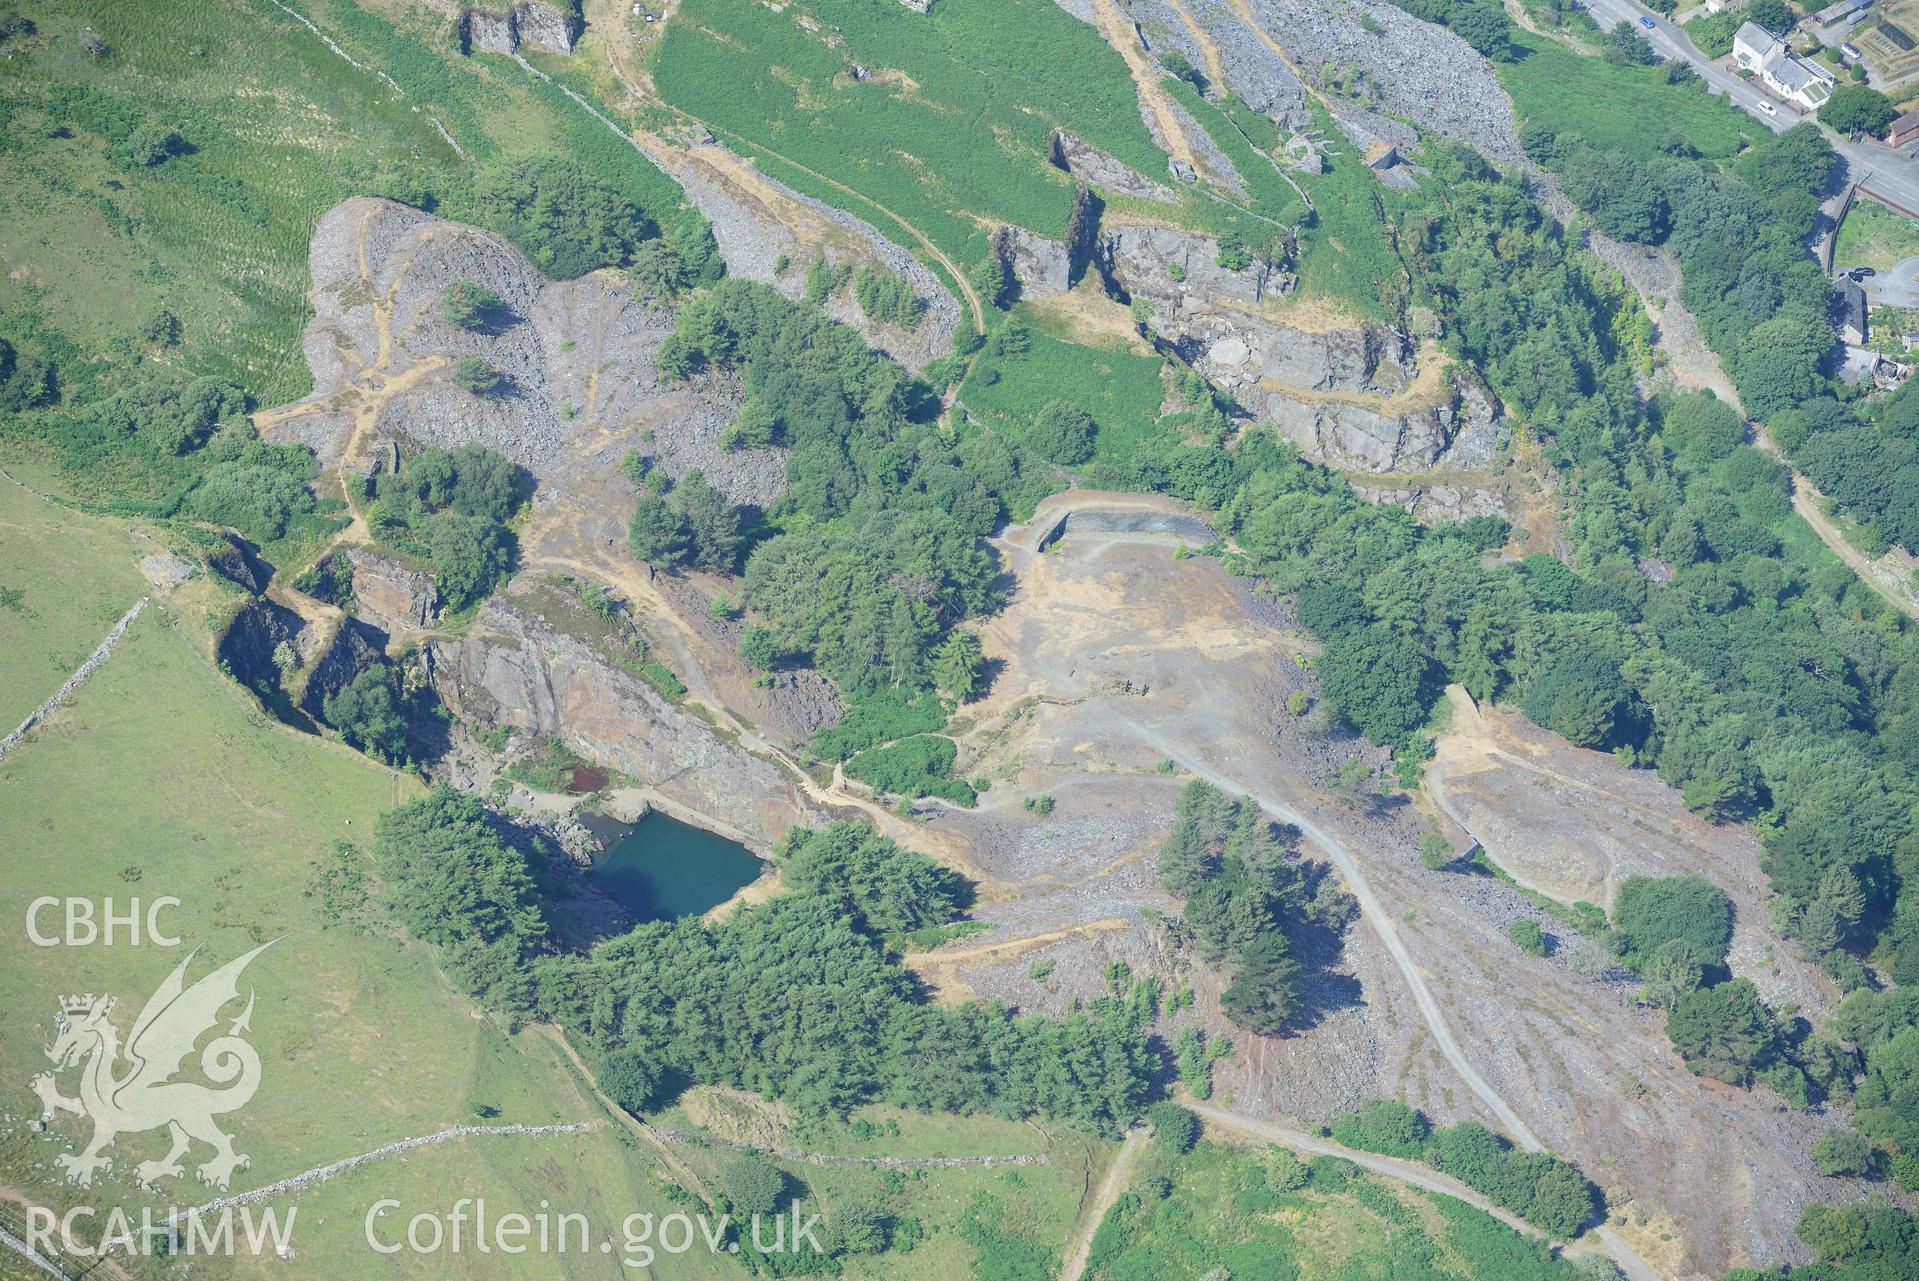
left=589, top=811, right=764, bottom=921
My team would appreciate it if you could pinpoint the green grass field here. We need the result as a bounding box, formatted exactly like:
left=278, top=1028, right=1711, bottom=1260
left=0, top=493, right=730, bottom=1278
left=1835, top=197, right=1919, bottom=272
left=0, top=0, right=456, bottom=408
left=1161, top=79, right=1312, bottom=233
left=653, top=1094, right=1112, bottom=1279
left=1084, top=1140, right=1585, bottom=1281
left=651, top=0, right=1166, bottom=270
left=1498, top=30, right=1757, bottom=161
left=1144, top=85, right=1399, bottom=320
left=0, top=481, right=149, bottom=729
left=957, top=317, right=1179, bottom=467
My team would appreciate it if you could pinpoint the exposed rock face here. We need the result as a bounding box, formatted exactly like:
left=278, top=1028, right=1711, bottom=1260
left=1196, top=320, right=1411, bottom=396
left=996, top=226, right=1073, bottom=298
left=1105, top=0, right=1309, bottom=123
left=345, top=549, right=441, bottom=632
left=1245, top=0, right=1524, bottom=165
left=660, top=150, right=963, bottom=373
left=1350, top=479, right=1517, bottom=524
left=423, top=599, right=829, bottom=849
left=138, top=555, right=195, bottom=592
left=993, top=186, right=1100, bottom=299
left=1096, top=223, right=1290, bottom=311
left=203, top=533, right=269, bottom=594
left=299, top=617, right=390, bottom=721
left=1122, top=0, right=1522, bottom=165
left=1095, top=222, right=1501, bottom=473
left=1152, top=96, right=1244, bottom=196
left=1244, top=371, right=1502, bottom=474
left=1049, top=130, right=1177, bottom=203
left=459, top=2, right=578, bottom=55
left=216, top=598, right=305, bottom=693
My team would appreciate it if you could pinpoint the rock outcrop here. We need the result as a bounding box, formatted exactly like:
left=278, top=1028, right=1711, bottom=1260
left=203, top=533, right=270, bottom=594
left=423, top=599, right=829, bottom=849
left=1351, top=479, right=1517, bottom=524
left=993, top=186, right=1100, bottom=299
left=996, top=226, right=1074, bottom=298
left=1096, top=223, right=1290, bottom=311
left=458, top=1, right=578, bottom=55
left=1048, top=130, right=1178, bottom=203
left=216, top=598, right=305, bottom=693
left=299, top=617, right=390, bottom=721
left=1194, top=319, right=1409, bottom=396
left=1094, top=222, right=1501, bottom=473
left=263, top=196, right=786, bottom=577
left=1248, top=383, right=1499, bottom=473
left=345, top=549, right=441, bottom=632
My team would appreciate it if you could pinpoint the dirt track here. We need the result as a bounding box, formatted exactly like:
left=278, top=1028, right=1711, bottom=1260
left=1059, top=1127, right=1146, bottom=1281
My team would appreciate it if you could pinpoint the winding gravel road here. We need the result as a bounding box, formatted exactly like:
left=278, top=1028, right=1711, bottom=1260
left=1133, top=731, right=1661, bottom=1281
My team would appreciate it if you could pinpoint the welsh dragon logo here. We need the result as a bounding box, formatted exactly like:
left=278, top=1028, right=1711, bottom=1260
left=31, top=942, right=274, bottom=1190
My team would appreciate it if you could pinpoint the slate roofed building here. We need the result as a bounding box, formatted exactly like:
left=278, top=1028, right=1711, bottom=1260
left=1732, top=21, right=1837, bottom=109
left=1837, top=274, right=1870, bottom=346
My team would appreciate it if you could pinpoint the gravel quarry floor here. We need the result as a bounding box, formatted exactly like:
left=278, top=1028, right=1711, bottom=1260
left=921, top=490, right=1886, bottom=1279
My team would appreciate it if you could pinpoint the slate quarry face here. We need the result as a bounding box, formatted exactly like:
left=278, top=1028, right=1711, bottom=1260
left=1095, top=221, right=1503, bottom=473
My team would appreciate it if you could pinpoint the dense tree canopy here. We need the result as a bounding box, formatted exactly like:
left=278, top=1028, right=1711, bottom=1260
left=474, top=157, right=653, bottom=280
left=1822, top=84, right=1898, bottom=137
left=374, top=796, right=1157, bottom=1132
left=1028, top=399, right=1097, bottom=465
left=1666, top=978, right=1785, bottom=1086
left=775, top=822, right=969, bottom=934
left=368, top=443, right=529, bottom=610
left=1330, top=1102, right=1598, bottom=1238
left=374, top=786, right=548, bottom=1014
left=1316, top=626, right=1435, bottom=745
left=35, top=377, right=321, bottom=542
left=539, top=890, right=1154, bottom=1130
left=661, top=279, right=1050, bottom=722
left=322, top=666, right=409, bottom=763
left=1611, top=875, right=1734, bottom=972
left=1157, top=780, right=1347, bottom=1035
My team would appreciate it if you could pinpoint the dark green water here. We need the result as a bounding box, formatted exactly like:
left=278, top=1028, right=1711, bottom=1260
left=590, top=811, right=763, bottom=921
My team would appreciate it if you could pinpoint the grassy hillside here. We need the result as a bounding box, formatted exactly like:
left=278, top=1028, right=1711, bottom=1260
left=0, top=0, right=702, bottom=414
left=0, top=489, right=1110, bottom=1280
left=1497, top=29, right=1756, bottom=161
left=958, top=317, right=1180, bottom=468
left=652, top=0, right=1166, bottom=270
left=0, top=479, right=149, bottom=728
